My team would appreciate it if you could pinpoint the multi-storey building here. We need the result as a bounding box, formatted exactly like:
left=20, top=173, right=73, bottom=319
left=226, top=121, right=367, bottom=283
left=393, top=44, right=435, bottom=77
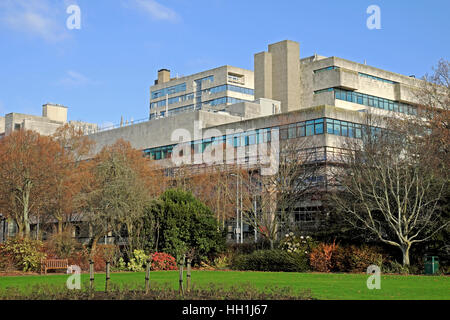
left=149, top=66, right=255, bottom=120
left=0, top=40, right=428, bottom=242
left=79, top=40, right=425, bottom=241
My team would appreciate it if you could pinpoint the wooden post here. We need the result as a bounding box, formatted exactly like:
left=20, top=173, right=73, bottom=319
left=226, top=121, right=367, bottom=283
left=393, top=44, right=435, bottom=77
left=89, top=259, right=94, bottom=291
left=105, top=261, right=110, bottom=293
left=178, top=255, right=185, bottom=295
left=145, top=256, right=152, bottom=294
left=186, top=258, right=191, bottom=293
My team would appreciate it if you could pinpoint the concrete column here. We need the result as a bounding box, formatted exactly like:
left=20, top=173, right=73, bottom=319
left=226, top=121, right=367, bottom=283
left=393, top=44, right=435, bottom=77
left=254, top=51, right=273, bottom=100
left=268, top=40, right=301, bottom=113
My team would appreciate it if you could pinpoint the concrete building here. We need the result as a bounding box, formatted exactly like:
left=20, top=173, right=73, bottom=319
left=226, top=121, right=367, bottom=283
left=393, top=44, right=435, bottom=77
left=0, top=103, right=98, bottom=138
left=80, top=40, right=426, bottom=240
left=0, top=40, right=429, bottom=242
left=149, top=65, right=255, bottom=120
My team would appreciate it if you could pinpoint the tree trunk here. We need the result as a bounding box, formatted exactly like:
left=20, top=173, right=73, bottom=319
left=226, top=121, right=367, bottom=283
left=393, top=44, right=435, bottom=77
left=57, top=220, right=63, bottom=235
left=269, top=239, right=274, bottom=250
left=401, top=245, right=411, bottom=266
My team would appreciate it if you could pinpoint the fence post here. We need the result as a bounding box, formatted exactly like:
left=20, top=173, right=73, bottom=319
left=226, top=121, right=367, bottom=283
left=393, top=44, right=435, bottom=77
left=105, top=261, right=110, bottom=293
left=89, top=259, right=94, bottom=291
left=145, top=256, right=152, bottom=294
left=178, top=255, right=185, bottom=295
left=186, top=258, right=191, bottom=293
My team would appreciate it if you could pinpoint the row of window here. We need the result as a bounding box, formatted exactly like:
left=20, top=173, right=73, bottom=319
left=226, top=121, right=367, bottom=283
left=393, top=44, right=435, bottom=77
left=313, top=66, right=397, bottom=85
left=314, top=87, right=418, bottom=115
left=313, top=66, right=339, bottom=73
left=143, top=117, right=379, bottom=160
left=151, top=85, right=254, bottom=109
left=358, top=72, right=397, bottom=84
left=334, top=88, right=417, bottom=115
left=203, top=84, right=254, bottom=96
left=195, top=75, right=214, bottom=84
left=149, top=104, right=196, bottom=120
left=151, top=82, right=187, bottom=99
left=202, top=96, right=251, bottom=107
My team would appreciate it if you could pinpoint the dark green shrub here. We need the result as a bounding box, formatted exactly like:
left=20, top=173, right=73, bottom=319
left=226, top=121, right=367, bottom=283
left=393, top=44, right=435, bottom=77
left=231, top=250, right=310, bottom=272
left=146, top=189, right=226, bottom=264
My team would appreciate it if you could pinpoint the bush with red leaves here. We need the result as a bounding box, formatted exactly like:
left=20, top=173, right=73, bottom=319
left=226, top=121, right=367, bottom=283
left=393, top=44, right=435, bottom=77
left=150, top=252, right=177, bottom=271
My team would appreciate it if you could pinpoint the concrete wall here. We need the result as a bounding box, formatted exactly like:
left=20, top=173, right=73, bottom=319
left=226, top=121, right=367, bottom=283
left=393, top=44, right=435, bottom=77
left=0, top=116, right=5, bottom=134
left=42, top=104, right=68, bottom=123
left=255, top=40, right=301, bottom=113
left=87, top=110, right=242, bottom=155
left=150, top=65, right=255, bottom=116
left=254, top=51, right=272, bottom=100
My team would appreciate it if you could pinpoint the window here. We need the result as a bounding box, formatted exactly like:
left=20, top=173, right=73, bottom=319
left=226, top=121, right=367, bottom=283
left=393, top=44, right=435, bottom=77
left=315, top=119, right=324, bottom=135
left=305, top=121, right=314, bottom=136
left=151, top=82, right=186, bottom=99
left=333, top=88, right=417, bottom=116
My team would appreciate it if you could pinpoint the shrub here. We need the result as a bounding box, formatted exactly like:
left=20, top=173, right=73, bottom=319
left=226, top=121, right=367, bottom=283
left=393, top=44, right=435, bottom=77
left=231, top=250, right=310, bottom=272
left=125, top=249, right=147, bottom=272
left=382, top=260, right=410, bottom=275
left=45, top=230, right=82, bottom=259
left=309, top=241, right=338, bottom=273
left=0, top=238, right=46, bottom=272
left=151, top=252, right=177, bottom=271
left=280, top=233, right=317, bottom=254
left=333, top=245, right=386, bottom=273
left=0, top=283, right=314, bottom=300
left=150, top=189, right=226, bottom=264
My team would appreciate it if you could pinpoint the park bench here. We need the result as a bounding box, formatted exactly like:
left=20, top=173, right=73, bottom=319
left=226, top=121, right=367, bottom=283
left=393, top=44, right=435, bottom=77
left=41, top=259, right=69, bottom=275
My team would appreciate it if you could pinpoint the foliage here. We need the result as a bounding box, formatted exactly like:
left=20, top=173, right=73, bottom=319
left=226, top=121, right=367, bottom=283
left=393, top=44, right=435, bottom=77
left=333, top=245, right=386, bottom=273
left=150, top=252, right=177, bottom=271
left=45, top=230, right=82, bottom=259
left=0, top=131, right=65, bottom=238
left=309, top=241, right=338, bottom=273
left=231, top=250, right=310, bottom=272
left=0, top=238, right=46, bottom=272
left=280, top=233, right=317, bottom=254
left=0, top=283, right=313, bottom=301
left=126, top=249, right=148, bottom=272
left=382, top=261, right=411, bottom=275
left=149, top=189, right=225, bottom=264
left=80, top=140, right=163, bottom=257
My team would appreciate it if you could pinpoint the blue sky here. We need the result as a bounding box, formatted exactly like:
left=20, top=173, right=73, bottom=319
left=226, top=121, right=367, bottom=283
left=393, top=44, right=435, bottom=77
left=0, top=0, right=449, bottom=127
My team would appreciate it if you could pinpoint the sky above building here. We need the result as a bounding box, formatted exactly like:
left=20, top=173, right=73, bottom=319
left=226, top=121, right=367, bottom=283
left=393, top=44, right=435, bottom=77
left=0, top=0, right=449, bottom=127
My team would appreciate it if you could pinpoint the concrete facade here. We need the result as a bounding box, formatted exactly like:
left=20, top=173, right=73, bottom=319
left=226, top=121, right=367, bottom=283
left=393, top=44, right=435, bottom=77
left=0, top=103, right=98, bottom=137
left=149, top=65, right=255, bottom=120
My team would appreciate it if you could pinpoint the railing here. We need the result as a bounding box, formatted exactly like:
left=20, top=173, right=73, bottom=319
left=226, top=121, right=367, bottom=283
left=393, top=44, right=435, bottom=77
left=89, top=117, right=149, bottom=134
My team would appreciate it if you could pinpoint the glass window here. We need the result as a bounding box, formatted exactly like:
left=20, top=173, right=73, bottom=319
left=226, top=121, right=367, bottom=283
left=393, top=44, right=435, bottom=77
left=315, top=119, right=324, bottom=135
left=288, top=124, right=296, bottom=139
left=348, top=125, right=354, bottom=138
left=297, top=125, right=305, bottom=137
left=306, top=121, right=314, bottom=136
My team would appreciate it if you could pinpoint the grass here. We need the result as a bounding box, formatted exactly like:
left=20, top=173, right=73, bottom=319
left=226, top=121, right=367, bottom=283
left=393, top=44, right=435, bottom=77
left=0, top=271, right=449, bottom=300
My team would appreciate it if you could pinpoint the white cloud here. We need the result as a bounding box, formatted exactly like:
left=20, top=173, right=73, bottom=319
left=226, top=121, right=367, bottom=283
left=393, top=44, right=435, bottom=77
left=0, top=0, right=69, bottom=42
left=59, top=71, right=99, bottom=87
left=129, top=0, right=180, bottom=22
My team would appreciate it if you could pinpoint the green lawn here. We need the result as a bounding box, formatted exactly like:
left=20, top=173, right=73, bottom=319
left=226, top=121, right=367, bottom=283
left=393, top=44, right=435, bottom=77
left=0, top=271, right=449, bottom=300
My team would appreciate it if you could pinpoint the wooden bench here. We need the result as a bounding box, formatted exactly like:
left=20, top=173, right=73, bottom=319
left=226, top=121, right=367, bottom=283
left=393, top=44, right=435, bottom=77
left=41, top=259, right=69, bottom=274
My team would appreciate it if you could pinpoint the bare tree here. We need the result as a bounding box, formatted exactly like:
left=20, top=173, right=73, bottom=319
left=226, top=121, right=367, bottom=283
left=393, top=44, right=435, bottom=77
left=330, top=105, right=449, bottom=265
left=234, top=136, right=322, bottom=248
